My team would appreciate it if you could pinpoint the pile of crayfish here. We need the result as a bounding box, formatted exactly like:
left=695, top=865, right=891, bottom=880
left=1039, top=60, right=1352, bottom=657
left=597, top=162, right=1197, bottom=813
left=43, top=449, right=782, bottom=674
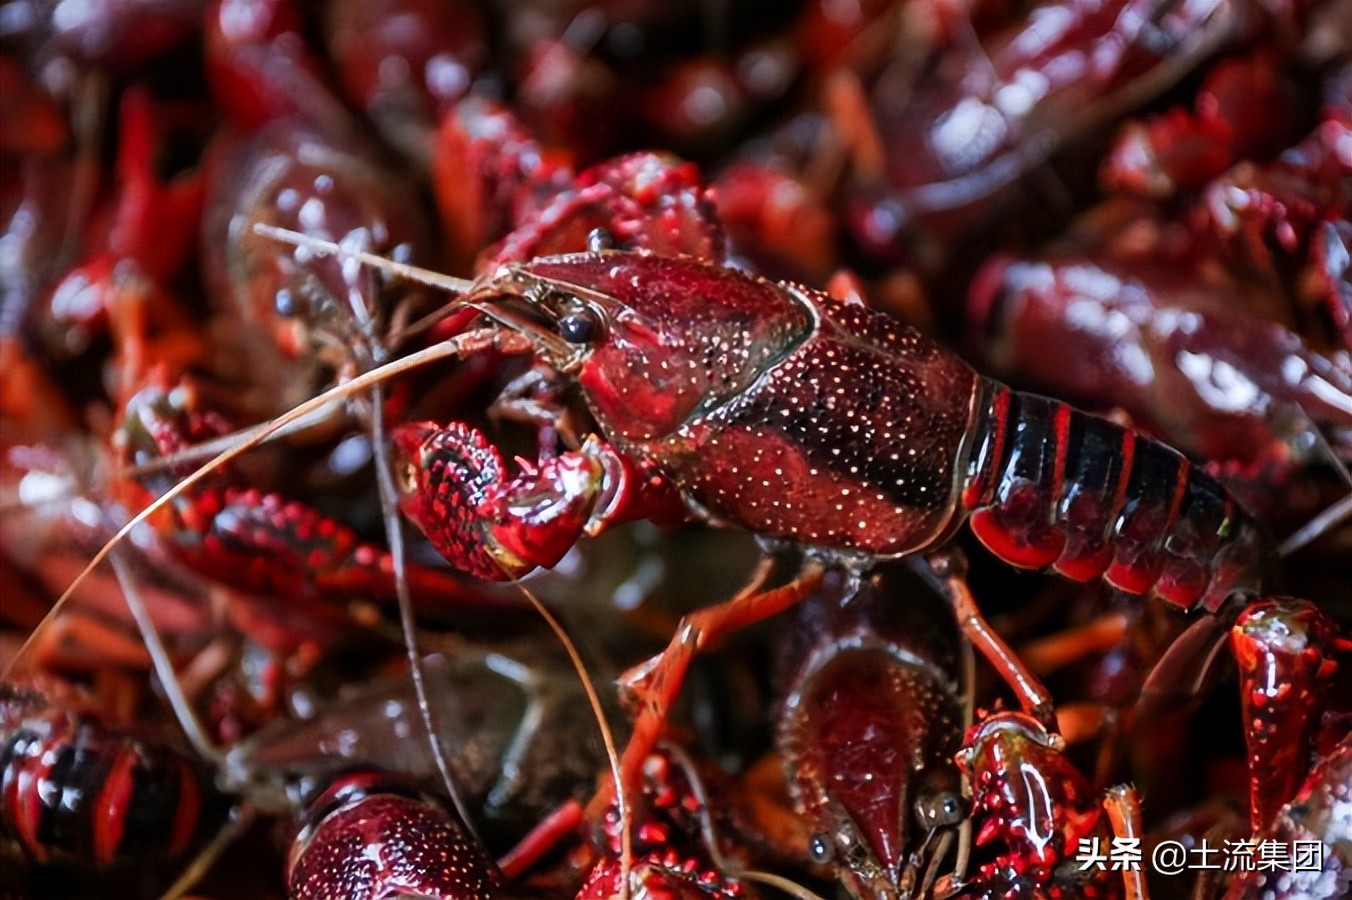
left=2, top=1, right=1350, bottom=898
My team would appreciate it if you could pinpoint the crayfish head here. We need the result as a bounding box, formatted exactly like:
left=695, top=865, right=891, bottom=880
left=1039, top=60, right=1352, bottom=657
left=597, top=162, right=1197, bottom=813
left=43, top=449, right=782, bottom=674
left=474, top=252, right=814, bottom=445
left=782, top=640, right=965, bottom=900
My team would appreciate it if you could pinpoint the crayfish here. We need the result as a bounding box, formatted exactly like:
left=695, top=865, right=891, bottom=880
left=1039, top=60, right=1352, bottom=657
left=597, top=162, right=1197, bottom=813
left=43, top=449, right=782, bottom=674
left=4, top=2, right=1351, bottom=899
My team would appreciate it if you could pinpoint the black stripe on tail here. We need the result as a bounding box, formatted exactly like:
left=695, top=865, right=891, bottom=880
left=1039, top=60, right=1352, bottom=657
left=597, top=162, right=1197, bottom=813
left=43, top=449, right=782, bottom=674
left=961, top=382, right=1266, bottom=611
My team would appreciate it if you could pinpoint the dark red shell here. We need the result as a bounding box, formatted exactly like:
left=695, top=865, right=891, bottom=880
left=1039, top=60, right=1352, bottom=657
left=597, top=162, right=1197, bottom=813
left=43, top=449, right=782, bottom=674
left=288, top=782, right=497, bottom=900
left=1230, top=599, right=1342, bottom=831
left=501, top=253, right=978, bottom=558
left=778, top=578, right=965, bottom=898
left=956, top=712, right=1116, bottom=897
left=1223, top=734, right=1352, bottom=900
left=0, top=686, right=211, bottom=868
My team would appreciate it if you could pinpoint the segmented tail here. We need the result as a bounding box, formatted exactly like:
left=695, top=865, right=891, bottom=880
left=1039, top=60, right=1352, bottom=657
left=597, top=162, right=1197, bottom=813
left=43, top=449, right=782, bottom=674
left=960, top=381, right=1269, bottom=611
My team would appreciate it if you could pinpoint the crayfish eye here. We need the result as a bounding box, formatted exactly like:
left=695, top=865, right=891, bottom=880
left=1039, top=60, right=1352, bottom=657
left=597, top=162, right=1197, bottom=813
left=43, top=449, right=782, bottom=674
left=586, top=227, right=617, bottom=252
left=915, top=791, right=965, bottom=829
left=274, top=288, right=299, bottom=317
left=808, top=834, right=834, bottom=864
left=558, top=307, right=602, bottom=344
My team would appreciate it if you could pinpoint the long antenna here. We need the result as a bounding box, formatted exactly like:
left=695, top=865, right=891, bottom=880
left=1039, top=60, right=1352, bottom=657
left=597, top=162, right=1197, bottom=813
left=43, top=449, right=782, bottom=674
left=369, top=372, right=482, bottom=841
left=1280, top=492, right=1352, bottom=557
left=315, top=228, right=488, bottom=845
left=1277, top=402, right=1352, bottom=557
left=2, top=327, right=533, bottom=682
left=505, top=574, right=633, bottom=899
left=252, top=224, right=476, bottom=294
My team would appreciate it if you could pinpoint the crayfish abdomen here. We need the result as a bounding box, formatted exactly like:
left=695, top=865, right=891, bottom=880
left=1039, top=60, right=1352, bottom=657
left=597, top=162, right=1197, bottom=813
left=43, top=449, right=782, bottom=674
left=960, top=386, right=1268, bottom=612
left=0, top=684, right=215, bottom=871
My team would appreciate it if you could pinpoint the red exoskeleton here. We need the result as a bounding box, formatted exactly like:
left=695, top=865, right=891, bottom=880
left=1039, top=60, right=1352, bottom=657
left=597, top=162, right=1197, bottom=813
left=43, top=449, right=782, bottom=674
left=775, top=555, right=1205, bottom=900
left=777, top=565, right=968, bottom=900
left=391, top=249, right=1269, bottom=593
left=946, top=709, right=1149, bottom=900
left=0, top=679, right=214, bottom=879
left=556, top=744, right=762, bottom=900
left=2, top=642, right=611, bottom=898
left=135, top=237, right=1273, bottom=818
left=1219, top=733, right=1352, bottom=900
left=15, top=37, right=1330, bottom=891
left=286, top=766, right=498, bottom=900
left=0, top=704, right=498, bottom=900
left=1105, top=597, right=1350, bottom=900
left=1216, top=598, right=1351, bottom=900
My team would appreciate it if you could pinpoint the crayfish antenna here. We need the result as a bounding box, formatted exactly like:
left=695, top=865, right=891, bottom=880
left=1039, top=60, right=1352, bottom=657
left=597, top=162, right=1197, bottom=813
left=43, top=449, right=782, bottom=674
left=367, top=358, right=483, bottom=843
left=296, top=226, right=492, bottom=847
left=1280, top=492, right=1352, bottom=558
left=106, top=549, right=225, bottom=767
left=124, top=408, right=355, bottom=479
left=665, top=742, right=827, bottom=900
left=252, top=224, right=475, bottom=295
left=306, top=221, right=488, bottom=846
left=1277, top=401, right=1352, bottom=557
left=354, top=258, right=486, bottom=843
left=502, top=574, right=633, bottom=899
left=124, top=223, right=510, bottom=480
left=1, top=327, right=532, bottom=682
left=255, top=224, right=586, bottom=365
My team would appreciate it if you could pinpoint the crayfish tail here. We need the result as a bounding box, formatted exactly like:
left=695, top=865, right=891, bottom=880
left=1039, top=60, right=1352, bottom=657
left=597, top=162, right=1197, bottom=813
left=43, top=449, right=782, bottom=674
left=961, top=381, right=1269, bottom=612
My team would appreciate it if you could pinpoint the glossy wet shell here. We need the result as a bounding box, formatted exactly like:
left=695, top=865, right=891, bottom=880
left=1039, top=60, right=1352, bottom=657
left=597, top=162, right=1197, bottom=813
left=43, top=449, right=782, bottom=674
left=1231, top=600, right=1342, bottom=831
left=500, top=254, right=978, bottom=556
left=1223, top=734, right=1352, bottom=900
left=514, top=253, right=816, bottom=443
left=958, top=713, right=1109, bottom=893
left=0, top=689, right=210, bottom=869
left=288, top=793, right=497, bottom=900
left=777, top=584, right=965, bottom=900
left=672, top=297, right=978, bottom=557
left=780, top=647, right=962, bottom=888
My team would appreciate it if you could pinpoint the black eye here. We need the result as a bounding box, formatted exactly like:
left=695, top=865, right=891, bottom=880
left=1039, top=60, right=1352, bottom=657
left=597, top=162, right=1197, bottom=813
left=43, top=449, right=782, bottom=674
left=808, top=834, right=833, bottom=863
left=558, top=308, right=601, bottom=344
left=916, top=792, right=965, bottom=829
left=587, top=227, right=617, bottom=252
left=274, top=288, right=298, bottom=317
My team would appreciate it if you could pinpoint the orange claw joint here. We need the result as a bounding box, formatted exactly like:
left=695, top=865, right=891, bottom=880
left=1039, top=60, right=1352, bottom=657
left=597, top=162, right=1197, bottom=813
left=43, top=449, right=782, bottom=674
left=955, top=712, right=1107, bottom=892
left=392, top=422, right=685, bottom=582
left=1229, top=598, right=1341, bottom=833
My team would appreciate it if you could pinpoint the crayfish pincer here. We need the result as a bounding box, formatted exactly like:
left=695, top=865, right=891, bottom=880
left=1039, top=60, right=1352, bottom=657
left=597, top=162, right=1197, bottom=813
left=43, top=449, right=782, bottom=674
left=386, top=249, right=1272, bottom=785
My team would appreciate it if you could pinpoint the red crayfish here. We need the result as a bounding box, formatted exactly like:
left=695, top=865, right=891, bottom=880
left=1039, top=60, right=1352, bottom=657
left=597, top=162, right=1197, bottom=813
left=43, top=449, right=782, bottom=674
left=100, top=231, right=1274, bottom=814
left=6, top=3, right=1351, bottom=898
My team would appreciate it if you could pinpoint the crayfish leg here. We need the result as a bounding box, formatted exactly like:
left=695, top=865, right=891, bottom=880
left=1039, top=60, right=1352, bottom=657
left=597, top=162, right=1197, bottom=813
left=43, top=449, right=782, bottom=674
left=923, top=550, right=1057, bottom=729
left=611, top=560, right=826, bottom=802
left=1103, top=785, right=1149, bottom=900
left=495, top=798, right=585, bottom=880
